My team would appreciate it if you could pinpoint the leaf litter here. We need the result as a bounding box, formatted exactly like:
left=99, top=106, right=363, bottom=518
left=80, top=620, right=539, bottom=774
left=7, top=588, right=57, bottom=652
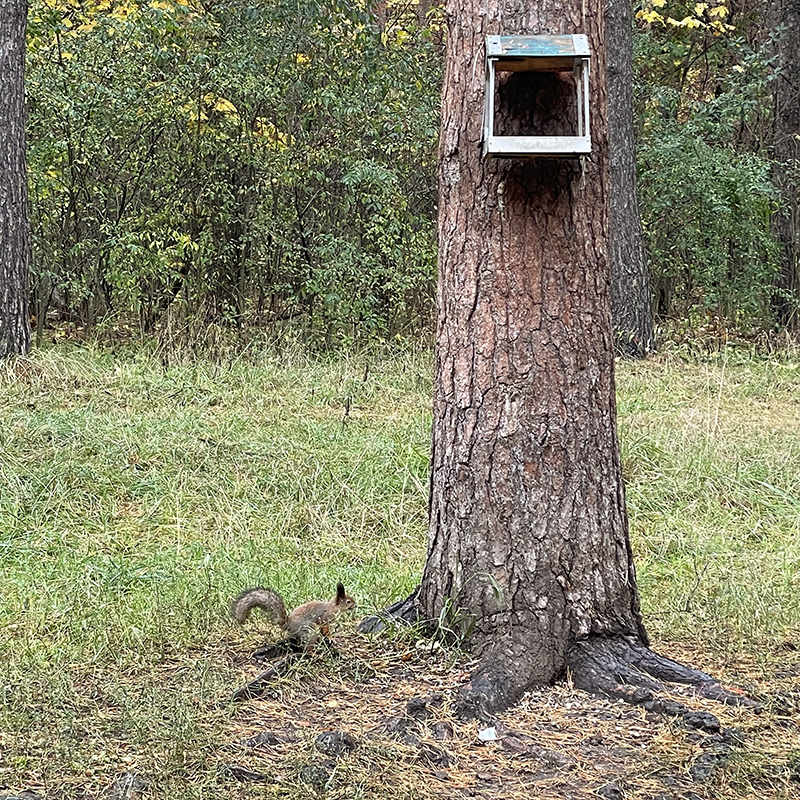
left=218, top=629, right=800, bottom=799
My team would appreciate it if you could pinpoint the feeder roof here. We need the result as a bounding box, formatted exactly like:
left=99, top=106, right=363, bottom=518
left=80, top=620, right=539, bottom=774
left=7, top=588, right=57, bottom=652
left=486, top=34, right=590, bottom=71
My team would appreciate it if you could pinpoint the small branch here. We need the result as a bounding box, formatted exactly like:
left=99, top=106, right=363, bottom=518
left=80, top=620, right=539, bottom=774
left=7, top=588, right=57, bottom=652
left=229, top=653, right=304, bottom=703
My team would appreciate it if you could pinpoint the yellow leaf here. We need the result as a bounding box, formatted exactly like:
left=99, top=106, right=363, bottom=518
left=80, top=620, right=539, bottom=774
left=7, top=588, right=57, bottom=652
left=252, top=118, right=294, bottom=149
left=668, top=15, right=703, bottom=27
left=711, top=20, right=734, bottom=33
left=637, top=9, right=664, bottom=23
left=203, top=93, right=237, bottom=114
left=213, top=97, right=236, bottom=114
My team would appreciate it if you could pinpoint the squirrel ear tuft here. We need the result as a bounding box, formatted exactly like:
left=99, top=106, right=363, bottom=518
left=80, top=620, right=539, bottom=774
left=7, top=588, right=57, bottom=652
left=336, top=582, right=346, bottom=599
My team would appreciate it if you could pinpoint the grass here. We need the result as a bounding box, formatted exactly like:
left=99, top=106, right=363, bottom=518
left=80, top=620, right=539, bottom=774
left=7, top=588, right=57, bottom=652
left=617, top=352, right=800, bottom=651
left=0, top=341, right=799, bottom=798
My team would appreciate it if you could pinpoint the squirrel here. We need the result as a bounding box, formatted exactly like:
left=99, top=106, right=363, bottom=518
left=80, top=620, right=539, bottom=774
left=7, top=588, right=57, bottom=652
left=231, top=582, right=356, bottom=648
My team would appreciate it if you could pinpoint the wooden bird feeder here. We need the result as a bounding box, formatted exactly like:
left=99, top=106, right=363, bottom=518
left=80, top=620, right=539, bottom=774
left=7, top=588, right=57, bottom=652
left=483, top=34, right=591, bottom=158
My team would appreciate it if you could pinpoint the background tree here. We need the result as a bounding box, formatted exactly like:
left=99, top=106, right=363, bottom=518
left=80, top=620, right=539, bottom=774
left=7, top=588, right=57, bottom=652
left=606, top=0, right=654, bottom=357
left=0, top=0, right=31, bottom=358
left=634, top=1, right=778, bottom=331
left=18, top=0, right=793, bottom=347
left=769, top=0, right=800, bottom=328
left=24, top=0, right=441, bottom=344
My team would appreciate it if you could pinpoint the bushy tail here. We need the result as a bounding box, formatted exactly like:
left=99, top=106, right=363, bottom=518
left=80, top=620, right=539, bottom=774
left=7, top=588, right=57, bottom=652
left=231, top=587, right=288, bottom=628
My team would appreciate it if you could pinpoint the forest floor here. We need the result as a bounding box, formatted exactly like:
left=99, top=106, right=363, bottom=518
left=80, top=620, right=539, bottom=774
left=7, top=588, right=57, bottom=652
left=1, top=339, right=799, bottom=799
left=215, top=630, right=800, bottom=800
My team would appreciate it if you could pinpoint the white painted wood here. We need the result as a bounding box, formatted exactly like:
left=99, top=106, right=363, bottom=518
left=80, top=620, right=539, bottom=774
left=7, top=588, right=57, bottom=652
left=580, top=58, right=591, bottom=144
left=485, top=135, right=591, bottom=157
left=483, top=58, right=496, bottom=156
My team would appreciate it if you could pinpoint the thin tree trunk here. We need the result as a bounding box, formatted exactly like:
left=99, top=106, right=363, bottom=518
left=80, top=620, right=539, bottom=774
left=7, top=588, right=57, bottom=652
left=606, top=0, right=654, bottom=357
left=416, top=0, right=432, bottom=28
left=771, top=0, right=800, bottom=328
left=0, top=0, right=32, bottom=358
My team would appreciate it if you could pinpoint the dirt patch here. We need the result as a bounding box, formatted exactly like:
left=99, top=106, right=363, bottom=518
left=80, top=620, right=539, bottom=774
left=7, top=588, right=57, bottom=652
left=218, top=633, right=800, bottom=799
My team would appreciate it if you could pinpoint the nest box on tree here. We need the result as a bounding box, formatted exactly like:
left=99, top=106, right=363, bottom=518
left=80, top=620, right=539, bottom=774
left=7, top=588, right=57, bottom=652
left=482, top=34, right=591, bottom=158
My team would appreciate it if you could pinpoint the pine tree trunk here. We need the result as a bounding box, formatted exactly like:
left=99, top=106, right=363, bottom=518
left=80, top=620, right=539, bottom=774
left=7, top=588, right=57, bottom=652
left=359, top=0, right=757, bottom=722
left=771, top=0, right=800, bottom=328
left=0, top=0, right=31, bottom=358
left=606, top=0, right=654, bottom=357
left=418, top=0, right=649, bottom=715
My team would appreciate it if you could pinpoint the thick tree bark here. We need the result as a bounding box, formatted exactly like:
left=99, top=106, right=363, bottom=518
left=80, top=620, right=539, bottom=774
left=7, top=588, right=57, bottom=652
left=357, top=0, right=755, bottom=724
left=605, top=0, right=654, bottom=357
left=0, top=0, right=31, bottom=358
left=416, top=0, right=651, bottom=717
left=770, top=0, right=800, bottom=328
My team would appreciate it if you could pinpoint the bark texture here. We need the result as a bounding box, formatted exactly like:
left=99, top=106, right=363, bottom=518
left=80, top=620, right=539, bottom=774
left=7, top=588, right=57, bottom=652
left=605, top=0, right=654, bottom=357
left=418, top=0, right=647, bottom=715
left=0, top=0, right=31, bottom=358
left=770, top=0, right=800, bottom=328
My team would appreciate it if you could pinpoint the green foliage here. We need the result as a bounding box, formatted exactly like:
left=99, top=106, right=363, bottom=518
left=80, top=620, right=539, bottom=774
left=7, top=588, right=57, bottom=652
left=26, top=0, right=441, bottom=343
left=24, top=0, right=796, bottom=343
left=634, top=9, right=780, bottom=327
left=638, top=116, right=777, bottom=321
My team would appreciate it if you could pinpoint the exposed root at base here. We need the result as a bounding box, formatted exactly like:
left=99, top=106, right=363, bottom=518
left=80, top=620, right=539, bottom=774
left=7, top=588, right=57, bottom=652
left=359, top=590, right=759, bottom=730
left=454, top=661, right=531, bottom=723
left=229, top=653, right=304, bottom=702
left=358, top=586, right=421, bottom=634
left=567, top=634, right=760, bottom=729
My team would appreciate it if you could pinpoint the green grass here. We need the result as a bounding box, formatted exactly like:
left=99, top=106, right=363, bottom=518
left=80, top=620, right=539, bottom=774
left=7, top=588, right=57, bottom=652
left=0, top=343, right=432, bottom=797
left=617, top=352, right=800, bottom=651
left=1, top=342, right=799, bottom=797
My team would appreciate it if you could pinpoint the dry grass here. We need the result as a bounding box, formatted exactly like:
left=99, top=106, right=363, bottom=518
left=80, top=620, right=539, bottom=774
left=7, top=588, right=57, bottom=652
left=216, top=629, right=800, bottom=799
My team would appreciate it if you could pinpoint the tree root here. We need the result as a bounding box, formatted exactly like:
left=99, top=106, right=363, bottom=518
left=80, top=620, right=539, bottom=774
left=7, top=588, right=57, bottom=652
left=567, top=634, right=759, bottom=729
left=229, top=653, right=303, bottom=702
left=358, top=589, right=758, bottom=729
left=454, top=660, right=527, bottom=723
left=358, top=586, right=420, bottom=634
left=251, top=640, right=303, bottom=662
left=230, top=635, right=345, bottom=703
